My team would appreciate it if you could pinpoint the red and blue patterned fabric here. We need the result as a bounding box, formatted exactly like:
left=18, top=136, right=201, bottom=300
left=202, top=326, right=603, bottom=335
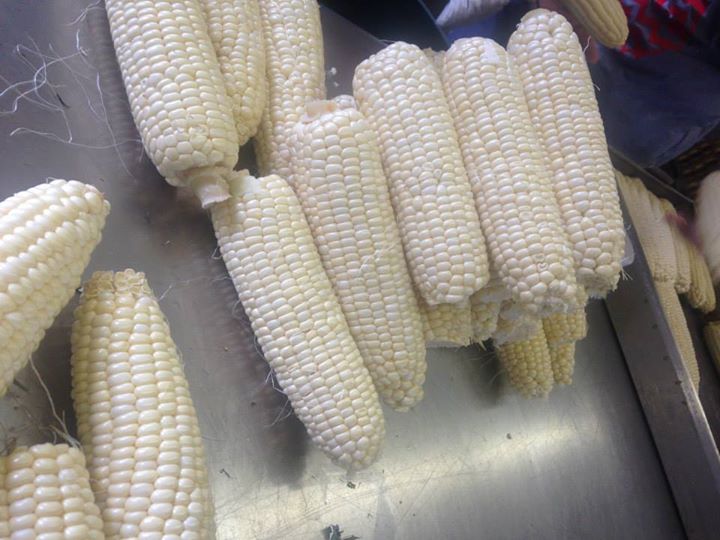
left=621, top=0, right=711, bottom=56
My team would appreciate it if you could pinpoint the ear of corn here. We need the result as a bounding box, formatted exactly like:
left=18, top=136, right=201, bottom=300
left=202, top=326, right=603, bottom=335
left=542, top=287, right=589, bottom=346
left=71, top=270, right=214, bottom=538
left=443, top=37, right=577, bottom=315
left=696, top=171, right=720, bottom=285
left=200, top=0, right=267, bottom=145
left=105, top=0, right=239, bottom=206
left=288, top=100, right=426, bottom=411
left=354, top=42, right=489, bottom=305
left=211, top=171, right=385, bottom=470
left=703, top=321, right=720, bottom=375
left=420, top=299, right=473, bottom=348
left=0, top=456, right=8, bottom=539
left=254, top=0, right=325, bottom=178
left=0, top=180, right=109, bottom=397
left=549, top=342, right=576, bottom=385
left=5, top=443, right=104, bottom=539
left=496, top=327, right=553, bottom=398
left=556, top=0, right=629, bottom=48
left=659, top=198, right=692, bottom=294
left=687, top=243, right=717, bottom=313
left=616, top=173, right=676, bottom=283
left=655, top=280, right=700, bottom=389
left=508, top=9, right=625, bottom=298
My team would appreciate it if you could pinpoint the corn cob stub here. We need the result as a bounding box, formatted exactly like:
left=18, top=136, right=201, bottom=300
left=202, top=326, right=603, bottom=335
left=354, top=42, right=489, bottom=305
left=255, top=0, right=326, bottom=178
left=556, top=0, right=629, bottom=48
left=443, top=37, right=577, bottom=316
left=71, top=270, right=214, bottom=538
left=508, top=9, right=625, bottom=298
left=211, top=171, right=385, bottom=470
left=0, top=180, right=109, bottom=397
left=4, top=443, right=104, bottom=539
left=201, top=0, right=267, bottom=145
left=289, top=100, right=427, bottom=411
left=496, top=327, right=554, bottom=398
left=105, top=0, right=239, bottom=206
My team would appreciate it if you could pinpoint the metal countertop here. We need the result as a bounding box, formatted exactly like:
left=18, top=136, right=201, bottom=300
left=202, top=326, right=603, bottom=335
left=0, top=2, right=699, bottom=538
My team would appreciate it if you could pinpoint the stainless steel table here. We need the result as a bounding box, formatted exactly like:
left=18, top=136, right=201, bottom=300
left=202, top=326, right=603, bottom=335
left=0, top=2, right=706, bottom=538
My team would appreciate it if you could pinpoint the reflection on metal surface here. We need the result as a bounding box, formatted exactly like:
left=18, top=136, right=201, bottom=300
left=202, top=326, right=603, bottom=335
left=0, top=1, right=687, bottom=539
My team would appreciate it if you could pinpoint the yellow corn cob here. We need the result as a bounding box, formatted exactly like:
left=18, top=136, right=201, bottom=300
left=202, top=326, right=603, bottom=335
left=556, top=0, right=629, bottom=48
left=659, top=198, right=692, bottom=294
left=617, top=173, right=676, bottom=283
left=105, top=0, right=239, bottom=206
left=508, top=9, right=625, bottom=298
left=493, top=301, right=542, bottom=345
left=655, top=280, right=700, bottom=389
left=443, top=37, right=577, bottom=315
left=0, top=180, right=109, bottom=397
left=5, top=443, right=104, bottom=539
left=211, top=171, right=385, bottom=469
left=200, top=0, right=267, bottom=144
left=496, top=327, right=553, bottom=397
left=353, top=43, right=489, bottom=305
left=288, top=100, right=426, bottom=411
left=687, top=243, right=717, bottom=313
left=71, top=270, right=213, bottom=538
left=423, top=48, right=444, bottom=72
left=0, top=456, right=8, bottom=539
left=420, top=299, right=473, bottom=348
left=549, top=342, right=576, bottom=385
left=255, top=0, right=325, bottom=178
left=542, top=287, right=589, bottom=346
left=703, top=321, right=720, bottom=375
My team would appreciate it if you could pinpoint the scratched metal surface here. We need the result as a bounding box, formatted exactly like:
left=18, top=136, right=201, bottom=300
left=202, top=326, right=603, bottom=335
left=0, top=2, right=684, bottom=539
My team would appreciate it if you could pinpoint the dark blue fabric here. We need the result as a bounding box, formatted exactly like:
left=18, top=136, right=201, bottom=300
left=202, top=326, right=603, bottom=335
left=590, top=45, right=720, bottom=167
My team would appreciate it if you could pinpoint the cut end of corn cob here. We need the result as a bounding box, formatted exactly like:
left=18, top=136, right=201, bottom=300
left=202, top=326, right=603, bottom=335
left=549, top=342, right=576, bottom=385
left=508, top=9, right=625, bottom=298
left=212, top=171, right=385, bottom=469
left=354, top=41, right=490, bottom=305
left=5, top=443, right=104, bottom=539
left=182, top=166, right=231, bottom=207
left=553, top=2, right=629, bottom=48
left=443, top=37, right=578, bottom=314
left=71, top=269, right=214, bottom=537
left=496, top=327, right=554, bottom=398
left=0, top=179, right=109, bottom=397
left=289, top=103, right=427, bottom=412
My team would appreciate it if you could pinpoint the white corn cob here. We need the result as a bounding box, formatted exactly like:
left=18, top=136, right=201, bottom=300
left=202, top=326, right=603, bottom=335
left=105, top=0, right=239, bottom=207
left=5, top=443, right=104, bottom=539
left=470, top=272, right=509, bottom=344
left=549, top=342, right=576, bottom=385
left=703, top=321, right=720, bottom=375
left=496, top=326, right=553, bottom=397
left=0, top=456, right=8, bottom=539
left=420, top=298, right=473, bottom=348
left=288, top=100, right=426, bottom=411
left=354, top=42, right=489, bottom=305
left=659, top=198, right=692, bottom=294
left=211, top=171, right=385, bottom=470
left=71, top=270, right=213, bottom=538
left=556, top=0, right=629, bottom=48
left=655, top=280, right=700, bottom=389
left=443, top=37, right=577, bottom=315
left=617, top=173, right=677, bottom=283
left=200, top=0, right=267, bottom=145
left=0, top=180, right=109, bottom=397
left=255, top=0, right=325, bottom=178
left=687, top=243, right=717, bottom=314
left=508, top=9, right=625, bottom=298
left=696, top=171, right=720, bottom=285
